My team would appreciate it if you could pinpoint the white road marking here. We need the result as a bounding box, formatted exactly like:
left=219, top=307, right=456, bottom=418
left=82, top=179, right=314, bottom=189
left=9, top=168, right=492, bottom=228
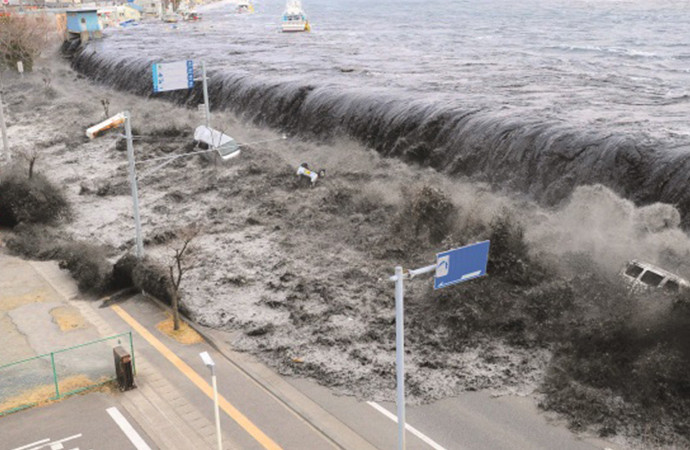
left=367, top=401, right=448, bottom=450
left=10, top=439, right=50, bottom=450
left=106, top=407, right=152, bottom=450
left=12, top=434, right=82, bottom=450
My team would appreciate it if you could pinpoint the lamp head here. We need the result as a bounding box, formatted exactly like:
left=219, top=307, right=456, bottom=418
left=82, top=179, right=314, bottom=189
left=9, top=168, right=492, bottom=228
left=199, top=351, right=215, bottom=368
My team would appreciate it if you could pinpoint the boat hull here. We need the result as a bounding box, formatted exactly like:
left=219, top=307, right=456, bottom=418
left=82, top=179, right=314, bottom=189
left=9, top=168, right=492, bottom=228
left=282, top=22, right=309, bottom=32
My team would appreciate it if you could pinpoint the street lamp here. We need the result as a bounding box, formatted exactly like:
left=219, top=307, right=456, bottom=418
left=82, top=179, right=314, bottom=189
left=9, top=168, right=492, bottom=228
left=86, top=110, right=286, bottom=258
left=86, top=111, right=144, bottom=257
left=1, top=89, right=10, bottom=162
left=199, top=351, right=222, bottom=450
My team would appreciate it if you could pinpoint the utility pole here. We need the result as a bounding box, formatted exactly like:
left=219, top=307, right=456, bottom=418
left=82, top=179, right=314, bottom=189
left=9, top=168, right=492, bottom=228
left=0, top=90, right=9, bottom=162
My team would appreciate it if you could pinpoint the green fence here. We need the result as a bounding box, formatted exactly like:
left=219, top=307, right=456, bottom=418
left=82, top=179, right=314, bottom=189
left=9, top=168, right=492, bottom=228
left=0, top=331, right=135, bottom=416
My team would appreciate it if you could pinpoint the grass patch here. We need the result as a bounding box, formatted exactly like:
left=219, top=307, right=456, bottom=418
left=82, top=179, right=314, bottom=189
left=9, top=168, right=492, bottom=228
left=0, top=375, right=113, bottom=415
left=50, top=306, right=87, bottom=332
left=0, top=289, right=51, bottom=313
left=156, top=316, right=203, bottom=345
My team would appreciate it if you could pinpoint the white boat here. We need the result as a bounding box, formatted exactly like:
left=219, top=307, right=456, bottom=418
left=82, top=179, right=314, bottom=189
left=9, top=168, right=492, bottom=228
left=282, top=0, right=310, bottom=32
left=235, top=0, right=254, bottom=14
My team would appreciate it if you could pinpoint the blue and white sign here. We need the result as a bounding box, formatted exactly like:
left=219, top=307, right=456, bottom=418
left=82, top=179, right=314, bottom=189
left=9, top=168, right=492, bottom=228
left=434, top=240, right=490, bottom=289
left=152, top=60, right=194, bottom=93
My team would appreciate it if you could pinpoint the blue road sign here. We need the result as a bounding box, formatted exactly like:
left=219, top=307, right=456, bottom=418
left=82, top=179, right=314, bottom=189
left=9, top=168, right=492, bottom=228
left=152, top=60, right=194, bottom=93
left=434, top=240, right=490, bottom=289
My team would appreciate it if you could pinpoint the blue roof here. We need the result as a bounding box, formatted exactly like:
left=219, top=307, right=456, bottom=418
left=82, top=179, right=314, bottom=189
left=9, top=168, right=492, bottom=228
left=127, top=4, right=143, bottom=11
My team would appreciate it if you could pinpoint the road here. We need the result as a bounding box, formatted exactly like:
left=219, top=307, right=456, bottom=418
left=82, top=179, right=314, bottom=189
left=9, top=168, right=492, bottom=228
left=1, top=393, right=156, bottom=450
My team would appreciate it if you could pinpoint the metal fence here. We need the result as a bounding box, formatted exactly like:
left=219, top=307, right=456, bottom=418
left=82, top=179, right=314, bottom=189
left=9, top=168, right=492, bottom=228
left=0, top=332, right=135, bottom=416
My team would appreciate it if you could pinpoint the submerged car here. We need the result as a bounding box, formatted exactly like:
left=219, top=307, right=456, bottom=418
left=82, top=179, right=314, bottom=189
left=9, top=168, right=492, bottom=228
left=622, top=260, right=690, bottom=293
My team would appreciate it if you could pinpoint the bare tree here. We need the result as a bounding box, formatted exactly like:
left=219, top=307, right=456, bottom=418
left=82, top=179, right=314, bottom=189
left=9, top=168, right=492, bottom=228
left=0, top=15, right=52, bottom=72
left=39, top=67, right=51, bottom=89
left=20, top=147, right=39, bottom=179
left=168, top=226, right=198, bottom=330
left=101, top=98, right=110, bottom=119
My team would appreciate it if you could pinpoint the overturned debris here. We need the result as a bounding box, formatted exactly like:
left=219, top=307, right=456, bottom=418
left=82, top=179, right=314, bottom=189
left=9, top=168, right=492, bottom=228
left=296, top=162, right=325, bottom=187
left=193, top=126, right=240, bottom=161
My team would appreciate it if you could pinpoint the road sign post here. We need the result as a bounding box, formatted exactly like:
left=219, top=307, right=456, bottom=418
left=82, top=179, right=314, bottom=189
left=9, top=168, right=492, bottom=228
left=201, top=61, right=211, bottom=128
left=389, top=240, right=490, bottom=450
left=394, top=266, right=405, bottom=450
left=151, top=59, right=211, bottom=136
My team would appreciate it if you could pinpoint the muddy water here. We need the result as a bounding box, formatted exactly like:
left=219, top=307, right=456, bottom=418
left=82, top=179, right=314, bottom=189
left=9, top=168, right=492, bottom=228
left=67, top=0, right=690, bottom=224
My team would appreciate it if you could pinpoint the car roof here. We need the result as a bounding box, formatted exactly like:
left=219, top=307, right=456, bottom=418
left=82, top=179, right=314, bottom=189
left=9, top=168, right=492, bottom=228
left=628, top=259, right=690, bottom=287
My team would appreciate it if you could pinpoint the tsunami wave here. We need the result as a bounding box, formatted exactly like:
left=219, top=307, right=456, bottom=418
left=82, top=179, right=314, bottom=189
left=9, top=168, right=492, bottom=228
left=65, top=43, right=690, bottom=227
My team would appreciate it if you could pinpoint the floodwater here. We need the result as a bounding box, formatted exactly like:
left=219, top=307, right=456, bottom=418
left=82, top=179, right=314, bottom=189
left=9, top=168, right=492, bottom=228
left=74, top=0, right=690, bottom=220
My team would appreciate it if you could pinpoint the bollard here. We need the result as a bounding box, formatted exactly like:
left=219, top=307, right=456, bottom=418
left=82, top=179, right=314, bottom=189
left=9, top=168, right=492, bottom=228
left=113, top=346, right=135, bottom=391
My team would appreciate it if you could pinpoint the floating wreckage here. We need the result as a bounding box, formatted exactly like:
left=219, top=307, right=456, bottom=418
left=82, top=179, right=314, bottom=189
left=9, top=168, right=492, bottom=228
left=194, top=125, right=241, bottom=161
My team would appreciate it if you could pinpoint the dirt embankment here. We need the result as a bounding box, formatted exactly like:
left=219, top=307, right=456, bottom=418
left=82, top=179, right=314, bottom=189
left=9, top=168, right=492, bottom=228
left=2, top=57, right=690, bottom=448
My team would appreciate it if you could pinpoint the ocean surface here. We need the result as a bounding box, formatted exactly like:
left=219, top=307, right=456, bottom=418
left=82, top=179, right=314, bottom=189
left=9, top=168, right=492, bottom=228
left=73, top=0, right=690, bottom=221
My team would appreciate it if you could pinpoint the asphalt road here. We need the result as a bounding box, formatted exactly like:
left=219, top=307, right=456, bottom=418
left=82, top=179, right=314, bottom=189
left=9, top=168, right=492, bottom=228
left=287, top=378, right=620, bottom=450
left=0, top=392, right=156, bottom=450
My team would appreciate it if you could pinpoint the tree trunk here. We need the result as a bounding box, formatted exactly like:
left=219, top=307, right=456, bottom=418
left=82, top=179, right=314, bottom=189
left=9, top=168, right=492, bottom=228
left=172, top=290, right=180, bottom=331
left=28, top=156, right=35, bottom=179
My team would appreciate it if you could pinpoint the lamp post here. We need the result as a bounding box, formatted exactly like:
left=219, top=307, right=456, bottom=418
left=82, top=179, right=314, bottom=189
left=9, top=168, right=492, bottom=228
left=86, top=111, right=144, bottom=257
left=0, top=90, right=9, bottom=161
left=123, top=111, right=144, bottom=257
left=200, top=351, right=222, bottom=450
left=85, top=107, right=284, bottom=258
